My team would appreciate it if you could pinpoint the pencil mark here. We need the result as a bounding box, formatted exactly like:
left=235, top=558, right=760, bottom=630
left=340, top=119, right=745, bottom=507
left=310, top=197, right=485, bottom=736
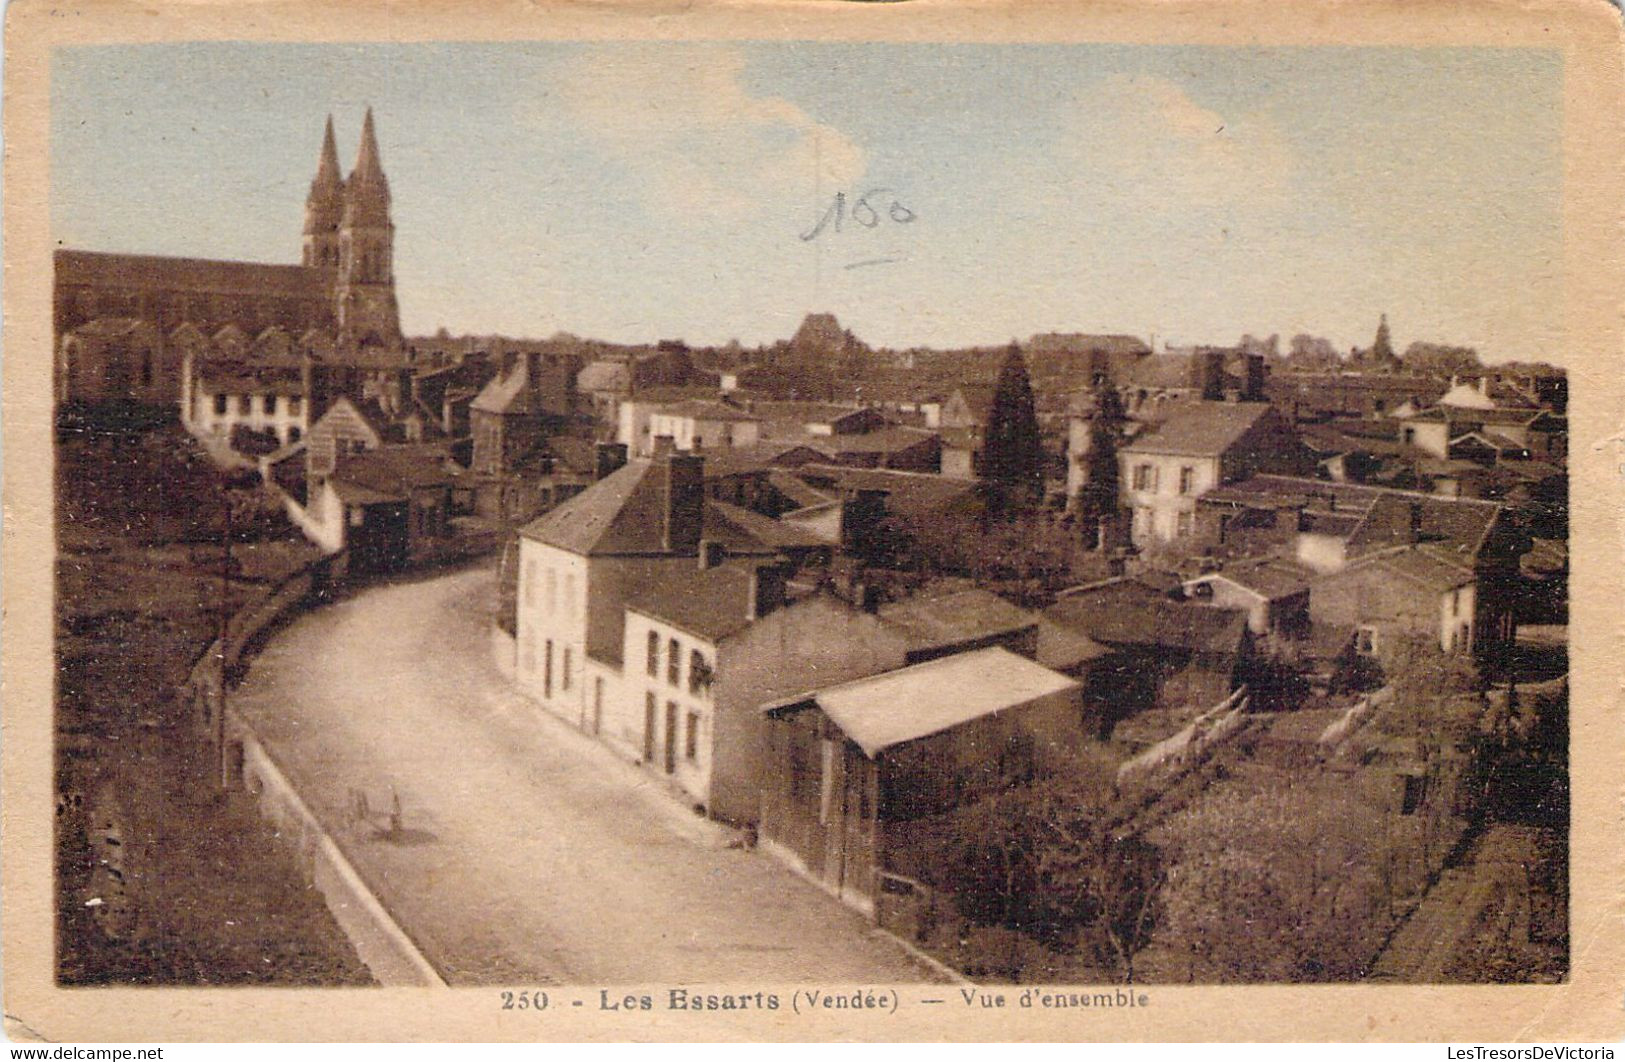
left=843, top=256, right=903, bottom=271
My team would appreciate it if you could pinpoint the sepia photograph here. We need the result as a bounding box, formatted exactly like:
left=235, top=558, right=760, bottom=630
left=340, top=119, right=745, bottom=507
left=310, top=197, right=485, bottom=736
left=7, top=0, right=1623, bottom=1044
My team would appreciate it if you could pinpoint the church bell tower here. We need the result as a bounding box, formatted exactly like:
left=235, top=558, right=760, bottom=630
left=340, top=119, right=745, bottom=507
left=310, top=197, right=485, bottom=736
left=302, top=116, right=344, bottom=270
left=335, top=108, right=402, bottom=349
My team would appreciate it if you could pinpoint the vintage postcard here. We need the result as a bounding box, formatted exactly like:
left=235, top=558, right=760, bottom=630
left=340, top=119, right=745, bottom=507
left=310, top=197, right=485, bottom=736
left=4, top=0, right=1623, bottom=1044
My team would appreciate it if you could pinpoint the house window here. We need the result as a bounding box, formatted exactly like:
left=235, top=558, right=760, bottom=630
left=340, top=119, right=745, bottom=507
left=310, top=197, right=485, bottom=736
left=544, top=639, right=554, bottom=698
left=288, top=426, right=302, bottom=443
left=214, top=393, right=228, bottom=415
left=563, top=573, right=576, bottom=616
left=646, top=630, right=660, bottom=677
left=688, top=649, right=708, bottom=695
left=667, top=637, right=681, bottom=686
left=524, top=560, right=538, bottom=607
left=685, top=711, right=699, bottom=761
left=1176, top=511, right=1194, bottom=537
left=1179, top=466, right=1195, bottom=495
left=546, top=569, right=557, bottom=614
left=1132, top=464, right=1151, bottom=491
left=562, top=647, right=572, bottom=691
left=289, top=395, right=302, bottom=416
left=239, top=394, right=252, bottom=415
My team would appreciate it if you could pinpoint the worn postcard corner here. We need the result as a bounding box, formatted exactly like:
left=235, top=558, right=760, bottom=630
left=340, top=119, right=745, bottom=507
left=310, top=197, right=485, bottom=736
left=4, top=0, right=1624, bottom=1045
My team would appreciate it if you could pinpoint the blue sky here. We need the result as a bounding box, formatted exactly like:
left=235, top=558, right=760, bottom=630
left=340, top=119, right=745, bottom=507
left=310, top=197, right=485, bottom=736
left=52, top=42, right=1563, bottom=361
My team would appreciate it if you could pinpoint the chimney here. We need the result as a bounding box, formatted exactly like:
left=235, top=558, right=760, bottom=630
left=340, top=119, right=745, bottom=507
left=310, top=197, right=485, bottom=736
left=1187, top=349, right=1225, bottom=401
left=1244, top=353, right=1266, bottom=402
left=1478, top=375, right=1491, bottom=397
left=747, top=562, right=787, bottom=621
left=661, top=452, right=705, bottom=554
left=698, top=539, right=726, bottom=571
left=301, top=350, right=332, bottom=426
left=594, top=441, right=628, bottom=480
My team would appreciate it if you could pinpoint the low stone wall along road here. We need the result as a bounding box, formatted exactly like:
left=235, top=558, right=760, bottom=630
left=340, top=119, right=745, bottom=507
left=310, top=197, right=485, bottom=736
left=229, top=563, right=941, bottom=985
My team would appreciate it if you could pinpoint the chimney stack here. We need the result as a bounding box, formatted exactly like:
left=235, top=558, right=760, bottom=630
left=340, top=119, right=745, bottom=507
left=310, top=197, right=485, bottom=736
left=747, top=561, right=787, bottom=621
left=1187, top=349, right=1225, bottom=401
left=594, top=441, right=628, bottom=481
left=662, top=451, right=705, bottom=554
left=1244, top=353, right=1266, bottom=402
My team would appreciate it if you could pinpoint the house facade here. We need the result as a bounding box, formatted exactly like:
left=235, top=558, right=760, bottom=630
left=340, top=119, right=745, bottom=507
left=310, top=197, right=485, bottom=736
left=1119, top=401, right=1310, bottom=545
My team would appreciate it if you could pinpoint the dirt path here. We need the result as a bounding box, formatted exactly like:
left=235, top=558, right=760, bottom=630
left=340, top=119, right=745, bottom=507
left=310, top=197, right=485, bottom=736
left=230, top=563, right=942, bottom=984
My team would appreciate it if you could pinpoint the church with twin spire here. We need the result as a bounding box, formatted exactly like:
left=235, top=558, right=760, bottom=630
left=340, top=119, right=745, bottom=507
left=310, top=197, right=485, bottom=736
left=54, top=108, right=403, bottom=369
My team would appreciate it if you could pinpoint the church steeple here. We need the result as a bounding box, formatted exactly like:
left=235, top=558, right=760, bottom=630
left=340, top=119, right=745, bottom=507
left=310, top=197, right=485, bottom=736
left=302, top=115, right=344, bottom=269
left=344, top=107, right=390, bottom=222
left=335, top=107, right=401, bottom=349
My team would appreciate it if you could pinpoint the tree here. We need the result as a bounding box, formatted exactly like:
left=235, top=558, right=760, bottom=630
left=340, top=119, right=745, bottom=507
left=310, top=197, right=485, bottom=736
left=983, top=342, right=1045, bottom=511
left=1288, top=334, right=1341, bottom=371
left=1402, top=341, right=1483, bottom=379
left=1072, top=382, right=1126, bottom=549
left=1159, top=777, right=1391, bottom=982
left=1371, top=314, right=1396, bottom=363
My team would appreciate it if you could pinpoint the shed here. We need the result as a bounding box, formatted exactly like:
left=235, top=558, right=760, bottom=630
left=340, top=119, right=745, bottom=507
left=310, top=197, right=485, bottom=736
left=758, top=647, right=1080, bottom=913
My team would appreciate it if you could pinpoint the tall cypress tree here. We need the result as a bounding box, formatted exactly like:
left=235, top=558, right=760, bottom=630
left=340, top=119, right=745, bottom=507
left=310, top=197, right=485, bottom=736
left=983, top=342, right=1044, bottom=509
left=1371, top=314, right=1395, bottom=364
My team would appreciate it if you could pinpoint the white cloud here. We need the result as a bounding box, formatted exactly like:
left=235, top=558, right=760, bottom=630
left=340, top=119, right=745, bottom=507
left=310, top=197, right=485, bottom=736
left=1064, top=74, right=1296, bottom=213
left=544, top=44, right=865, bottom=219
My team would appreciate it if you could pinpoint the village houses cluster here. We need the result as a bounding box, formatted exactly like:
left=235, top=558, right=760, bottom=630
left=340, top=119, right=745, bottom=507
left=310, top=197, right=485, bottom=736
left=55, top=113, right=1569, bottom=917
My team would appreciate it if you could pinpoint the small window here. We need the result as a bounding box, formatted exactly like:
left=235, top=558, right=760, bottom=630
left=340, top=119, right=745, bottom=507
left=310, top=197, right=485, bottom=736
left=646, top=630, right=660, bottom=677
left=1132, top=464, right=1151, bottom=491
left=239, top=394, right=252, bottom=415
left=667, top=638, right=681, bottom=686
left=289, top=395, right=302, bottom=416
left=546, top=569, right=557, bottom=614
left=562, top=647, right=572, bottom=691
left=524, top=560, right=538, bottom=608
left=688, top=649, right=708, bottom=695
left=1176, top=511, right=1194, bottom=537
left=685, top=712, right=699, bottom=761
left=1179, top=466, right=1195, bottom=495
left=288, top=426, right=302, bottom=443
left=544, top=639, right=554, bottom=698
left=214, top=393, right=228, bottom=416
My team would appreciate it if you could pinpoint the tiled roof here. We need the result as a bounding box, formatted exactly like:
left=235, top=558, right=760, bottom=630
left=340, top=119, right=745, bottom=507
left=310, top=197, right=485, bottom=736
left=790, top=464, right=980, bottom=519
left=470, top=362, right=534, bottom=415
left=1189, top=559, right=1312, bottom=601
left=948, top=384, right=998, bottom=422
left=330, top=445, right=455, bottom=501
left=1124, top=354, right=1194, bottom=390
left=1337, top=545, right=1475, bottom=593
left=877, top=586, right=1038, bottom=655
left=705, top=500, right=831, bottom=552
left=625, top=560, right=761, bottom=643
left=762, top=646, right=1078, bottom=758
left=519, top=458, right=672, bottom=555
left=55, top=249, right=325, bottom=299
left=655, top=399, right=761, bottom=423
left=1121, top=400, right=1273, bottom=457
left=1045, top=580, right=1248, bottom=655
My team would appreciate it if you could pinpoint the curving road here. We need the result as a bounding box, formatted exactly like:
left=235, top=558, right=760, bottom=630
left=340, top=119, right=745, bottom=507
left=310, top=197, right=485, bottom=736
left=229, top=562, right=942, bottom=985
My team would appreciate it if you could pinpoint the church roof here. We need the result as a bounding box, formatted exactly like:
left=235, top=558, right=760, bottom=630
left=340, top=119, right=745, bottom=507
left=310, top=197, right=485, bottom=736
left=55, top=249, right=326, bottom=300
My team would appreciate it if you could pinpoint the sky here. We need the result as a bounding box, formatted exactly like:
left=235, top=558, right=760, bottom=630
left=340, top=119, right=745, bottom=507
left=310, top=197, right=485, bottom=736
left=52, top=42, right=1564, bottom=362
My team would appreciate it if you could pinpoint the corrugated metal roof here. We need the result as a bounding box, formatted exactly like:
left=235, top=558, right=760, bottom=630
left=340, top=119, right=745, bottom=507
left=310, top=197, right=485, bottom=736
left=766, top=647, right=1077, bottom=757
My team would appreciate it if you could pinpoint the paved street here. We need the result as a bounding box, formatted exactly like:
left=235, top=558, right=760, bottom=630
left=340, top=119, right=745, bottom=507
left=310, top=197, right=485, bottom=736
left=230, top=562, right=941, bottom=984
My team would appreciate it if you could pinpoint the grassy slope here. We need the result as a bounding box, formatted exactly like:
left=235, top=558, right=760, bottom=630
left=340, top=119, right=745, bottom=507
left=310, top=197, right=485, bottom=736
left=55, top=420, right=374, bottom=985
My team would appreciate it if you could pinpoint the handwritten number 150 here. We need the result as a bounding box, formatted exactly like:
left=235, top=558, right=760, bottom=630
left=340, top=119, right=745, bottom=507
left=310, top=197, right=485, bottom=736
left=800, top=189, right=916, bottom=242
